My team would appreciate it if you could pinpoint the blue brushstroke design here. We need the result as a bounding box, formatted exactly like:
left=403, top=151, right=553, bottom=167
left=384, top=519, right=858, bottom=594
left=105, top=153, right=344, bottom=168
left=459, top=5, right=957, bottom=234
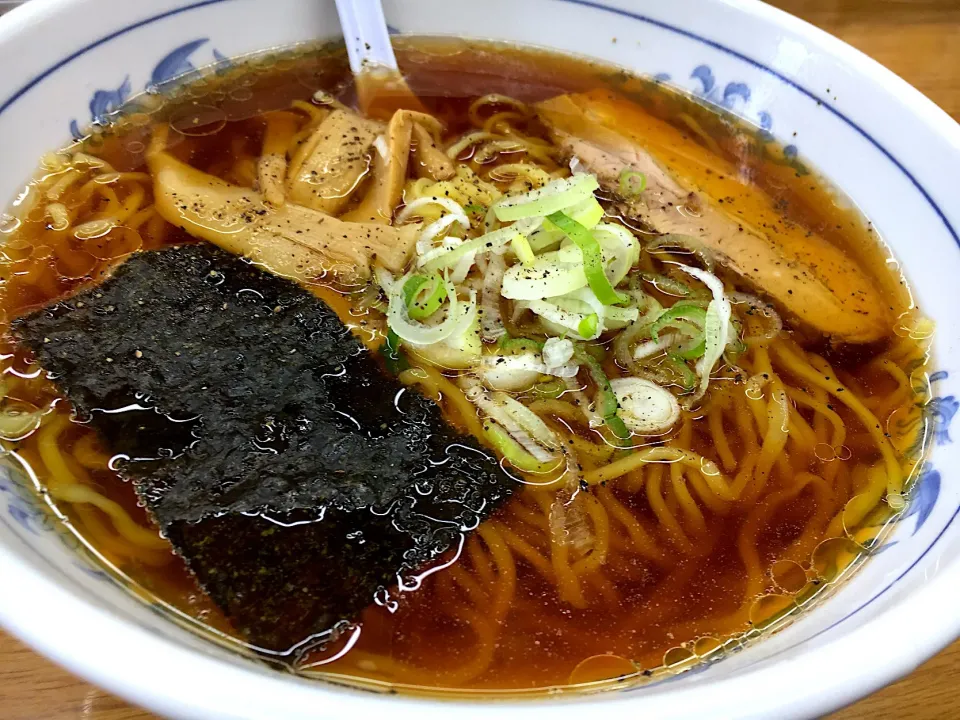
left=7, top=503, right=38, bottom=535
left=89, top=75, right=130, bottom=124
left=70, top=37, right=227, bottom=136
left=721, top=81, right=750, bottom=108
left=928, top=395, right=958, bottom=446
left=690, top=64, right=714, bottom=95
left=74, top=562, right=110, bottom=581
left=150, top=37, right=209, bottom=87
left=910, top=467, right=941, bottom=532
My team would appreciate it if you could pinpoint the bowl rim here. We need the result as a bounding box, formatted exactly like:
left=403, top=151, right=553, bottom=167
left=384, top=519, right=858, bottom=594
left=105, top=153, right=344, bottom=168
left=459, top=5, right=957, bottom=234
left=0, top=0, right=959, bottom=717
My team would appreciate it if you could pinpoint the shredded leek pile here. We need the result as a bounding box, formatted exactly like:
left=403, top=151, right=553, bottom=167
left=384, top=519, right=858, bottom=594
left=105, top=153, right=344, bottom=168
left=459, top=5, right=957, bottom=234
left=376, top=167, right=764, bottom=472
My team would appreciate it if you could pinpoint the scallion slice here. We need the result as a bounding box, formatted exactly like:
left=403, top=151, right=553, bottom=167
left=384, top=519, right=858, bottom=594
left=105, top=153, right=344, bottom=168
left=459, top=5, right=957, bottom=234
left=578, top=313, right=599, bottom=339
left=619, top=168, right=647, bottom=199
left=403, top=273, right=447, bottom=320
left=546, top=211, right=628, bottom=306
left=493, top=174, right=599, bottom=222
left=574, top=346, right=632, bottom=443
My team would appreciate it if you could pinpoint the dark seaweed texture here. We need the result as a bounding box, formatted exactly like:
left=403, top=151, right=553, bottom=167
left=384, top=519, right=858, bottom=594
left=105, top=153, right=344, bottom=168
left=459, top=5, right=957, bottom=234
left=14, top=244, right=515, bottom=652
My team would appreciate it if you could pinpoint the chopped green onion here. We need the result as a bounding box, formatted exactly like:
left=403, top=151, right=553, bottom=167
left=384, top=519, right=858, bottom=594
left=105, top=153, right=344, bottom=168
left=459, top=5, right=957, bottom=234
left=650, top=302, right=707, bottom=341
left=546, top=211, right=628, bottom=306
left=666, top=352, right=698, bottom=391
left=511, top=234, right=536, bottom=266
left=578, top=313, right=599, bottom=339
left=529, top=197, right=605, bottom=254
left=574, top=346, right=631, bottom=443
left=619, top=169, right=647, bottom=199
left=420, top=227, right=519, bottom=272
left=494, top=174, right=599, bottom=222
left=560, top=196, right=605, bottom=229
left=674, top=265, right=732, bottom=401
left=382, top=329, right=408, bottom=374
left=500, top=336, right=544, bottom=355
left=463, top=203, right=485, bottom=215
left=387, top=272, right=477, bottom=346
left=583, top=343, right=606, bottom=362
left=674, top=335, right=707, bottom=360
left=640, top=271, right=697, bottom=298
left=530, top=378, right=566, bottom=400
left=502, top=252, right=588, bottom=301
left=484, top=422, right=561, bottom=473
left=403, top=273, right=447, bottom=320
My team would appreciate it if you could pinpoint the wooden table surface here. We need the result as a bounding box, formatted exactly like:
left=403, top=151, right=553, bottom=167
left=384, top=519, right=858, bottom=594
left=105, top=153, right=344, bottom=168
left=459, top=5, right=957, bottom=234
left=1, top=0, right=959, bottom=718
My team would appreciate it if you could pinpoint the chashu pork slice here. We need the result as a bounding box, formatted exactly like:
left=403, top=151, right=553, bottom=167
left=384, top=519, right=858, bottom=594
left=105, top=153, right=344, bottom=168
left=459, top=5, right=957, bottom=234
left=536, top=91, right=890, bottom=344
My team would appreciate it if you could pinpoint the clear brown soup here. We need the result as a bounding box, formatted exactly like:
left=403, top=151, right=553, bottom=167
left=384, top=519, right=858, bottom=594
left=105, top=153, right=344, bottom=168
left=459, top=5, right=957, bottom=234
left=0, top=39, right=930, bottom=695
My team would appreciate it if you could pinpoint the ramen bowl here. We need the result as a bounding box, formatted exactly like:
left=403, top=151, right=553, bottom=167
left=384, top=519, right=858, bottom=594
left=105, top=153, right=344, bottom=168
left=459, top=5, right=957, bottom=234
left=0, top=0, right=958, bottom=718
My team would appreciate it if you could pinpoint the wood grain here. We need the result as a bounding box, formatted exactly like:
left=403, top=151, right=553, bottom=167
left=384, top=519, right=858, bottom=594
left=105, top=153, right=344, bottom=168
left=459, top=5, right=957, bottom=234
left=1, top=0, right=958, bottom=718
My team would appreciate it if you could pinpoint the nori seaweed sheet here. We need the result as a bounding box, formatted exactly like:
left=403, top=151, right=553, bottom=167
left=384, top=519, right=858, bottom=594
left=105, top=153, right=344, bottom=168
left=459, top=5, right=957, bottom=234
left=13, top=244, right=515, bottom=653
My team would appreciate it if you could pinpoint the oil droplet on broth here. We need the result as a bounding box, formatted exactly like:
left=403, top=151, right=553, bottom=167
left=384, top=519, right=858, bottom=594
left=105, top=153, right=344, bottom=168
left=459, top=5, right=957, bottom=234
left=54, top=249, right=98, bottom=280
left=692, top=636, right=723, bottom=658
left=812, top=536, right=862, bottom=582
left=567, top=654, right=637, bottom=685
left=82, top=227, right=143, bottom=261
left=770, top=559, right=808, bottom=594
left=662, top=645, right=696, bottom=669
left=169, top=104, right=228, bottom=137
left=0, top=398, right=43, bottom=440
left=748, top=593, right=796, bottom=628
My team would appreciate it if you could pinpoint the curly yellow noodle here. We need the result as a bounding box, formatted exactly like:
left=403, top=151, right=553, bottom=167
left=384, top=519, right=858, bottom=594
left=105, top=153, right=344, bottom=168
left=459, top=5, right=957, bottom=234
left=825, top=463, right=888, bottom=539
left=71, top=431, right=110, bottom=469
left=467, top=94, right=532, bottom=127
left=35, top=414, right=167, bottom=550
left=869, top=358, right=913, bottom=419
left=707, top=402, right=738, bottom=472
left=399, top=365, right=486, bottom=440
left=583, top=447, right=728, bottom=492
left=686, top=467, right=731, bottom=516
left=467, top=534, right=496, bottom=586
left=744, top=378, right=789, bottom=503
left=641, top=463, right=693, bottom=553
left=772, top=343, right=904, bottom=502
left=786, top=409, right=817, bottom=452
left=125, top=206, right=156, bottom=232
left=45, top=168, right=82, bottom=201
left=732, top=391, right=760, bottom=455
left=487, top=520, right=553, bottom=579
left=595, top=485, right=665, bottom=564
left=671, top=463, right=708, bottom=534
left=482, top=111, right=527, bottom=134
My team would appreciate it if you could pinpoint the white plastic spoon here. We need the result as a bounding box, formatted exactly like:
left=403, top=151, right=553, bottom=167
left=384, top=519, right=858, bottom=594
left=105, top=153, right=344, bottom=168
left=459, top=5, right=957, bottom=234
left=333, top=0, right=424, bottom=117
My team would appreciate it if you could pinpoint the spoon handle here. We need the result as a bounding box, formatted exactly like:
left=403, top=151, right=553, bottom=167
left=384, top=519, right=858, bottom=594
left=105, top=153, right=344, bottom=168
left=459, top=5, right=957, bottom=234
left=334, top=0, right=399, bottom=73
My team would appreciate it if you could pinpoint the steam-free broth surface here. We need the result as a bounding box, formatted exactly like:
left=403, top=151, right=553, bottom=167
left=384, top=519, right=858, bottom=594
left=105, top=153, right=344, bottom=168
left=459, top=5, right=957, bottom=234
left=0, top=39, right=930, bottom=695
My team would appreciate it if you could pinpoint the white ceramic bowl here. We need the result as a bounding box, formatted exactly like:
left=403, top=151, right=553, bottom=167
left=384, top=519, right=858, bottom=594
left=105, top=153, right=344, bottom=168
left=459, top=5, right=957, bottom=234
left=0, top=1, right=959, bottom=718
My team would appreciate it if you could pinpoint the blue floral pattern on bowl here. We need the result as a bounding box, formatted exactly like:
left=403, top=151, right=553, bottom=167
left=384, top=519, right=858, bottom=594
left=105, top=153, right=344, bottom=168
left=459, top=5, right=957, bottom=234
left=69, top=38, right=226, bottom=139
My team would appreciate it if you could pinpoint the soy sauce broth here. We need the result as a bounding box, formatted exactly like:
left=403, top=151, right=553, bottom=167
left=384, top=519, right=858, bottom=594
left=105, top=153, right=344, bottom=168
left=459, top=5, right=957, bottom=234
left=0, top=38, right=930, bottom=696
